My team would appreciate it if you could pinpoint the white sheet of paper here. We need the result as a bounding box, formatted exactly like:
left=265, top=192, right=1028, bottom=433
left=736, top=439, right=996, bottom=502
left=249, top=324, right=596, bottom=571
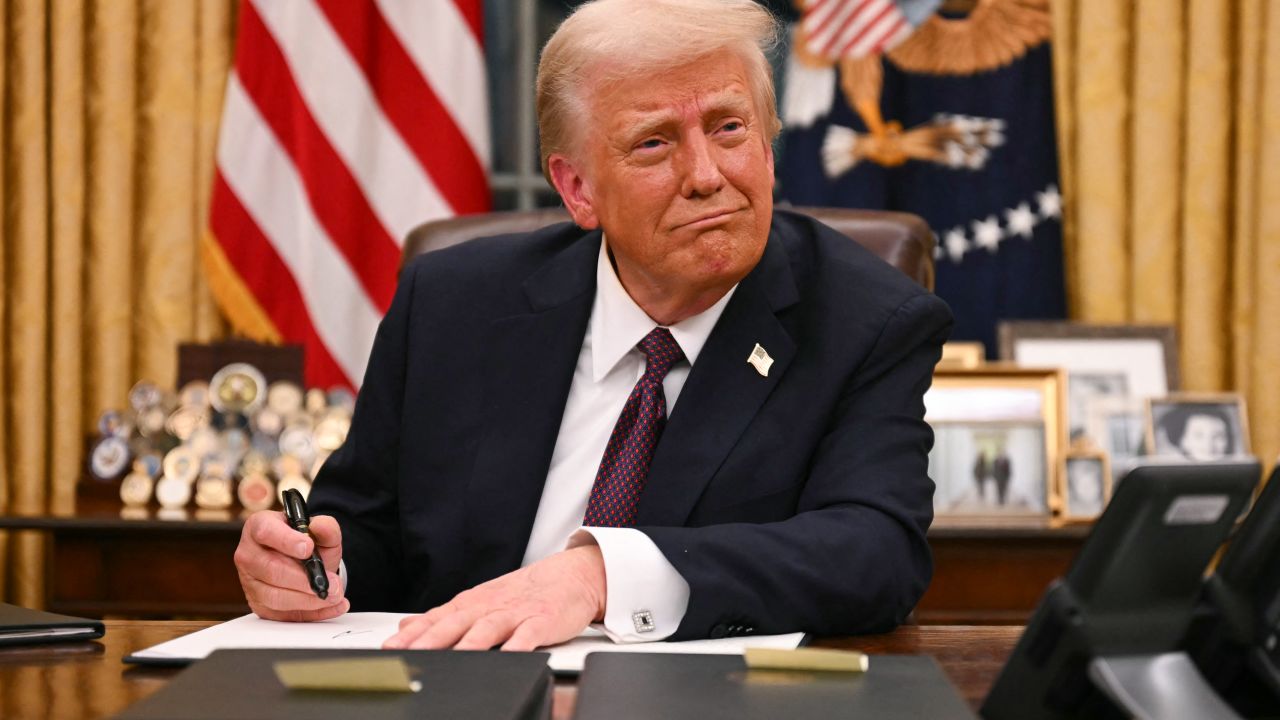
left=128, top=613, right=804, bottom=673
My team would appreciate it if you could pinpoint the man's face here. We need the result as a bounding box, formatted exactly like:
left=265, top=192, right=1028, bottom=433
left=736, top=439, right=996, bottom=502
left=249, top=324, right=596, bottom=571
left=1178, top=414, right=1230, bottom=461
left=551, top=49, right=775, bottom=306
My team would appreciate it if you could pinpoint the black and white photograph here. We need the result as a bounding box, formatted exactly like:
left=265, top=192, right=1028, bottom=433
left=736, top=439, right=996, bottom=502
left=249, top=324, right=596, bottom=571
left=1067, top=372, right=1129, bottom=442
left=1062, top=451, right=1110, bottom=521
left=1147, top=394, right=1251, bottom=462
left=1085, top=395, right=1146, bottom=482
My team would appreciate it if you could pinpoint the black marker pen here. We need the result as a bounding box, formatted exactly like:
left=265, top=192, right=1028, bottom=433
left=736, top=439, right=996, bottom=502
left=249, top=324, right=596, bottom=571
left=281, top=488, right=330, bottom=600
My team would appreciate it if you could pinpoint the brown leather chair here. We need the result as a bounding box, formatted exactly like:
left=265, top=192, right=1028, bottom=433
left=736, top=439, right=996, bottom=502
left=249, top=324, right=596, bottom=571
left=403, top=207, right=935, bottom=291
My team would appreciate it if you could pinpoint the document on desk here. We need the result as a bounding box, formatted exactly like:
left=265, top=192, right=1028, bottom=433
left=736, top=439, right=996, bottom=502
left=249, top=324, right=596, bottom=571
left=125, top=612, right=805, bottom=674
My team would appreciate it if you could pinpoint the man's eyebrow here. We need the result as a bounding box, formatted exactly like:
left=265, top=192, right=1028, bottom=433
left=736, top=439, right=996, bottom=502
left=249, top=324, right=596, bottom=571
left=617, top=93, right=755, bottom=140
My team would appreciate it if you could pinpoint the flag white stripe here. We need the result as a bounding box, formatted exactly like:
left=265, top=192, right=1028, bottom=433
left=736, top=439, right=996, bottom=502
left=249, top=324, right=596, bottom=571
left=802, top=0, right=840, bottom=35
left=847, top=10, right=904, bottom=57
left=374, top=0, right=491, bottom=169
left=251, top=0, right=452, bottom=243
left=809, top=0, right=871, bottom=53
left=217, top=75, right=380, bottom=383
left=829, top=0, right=892, bottom=56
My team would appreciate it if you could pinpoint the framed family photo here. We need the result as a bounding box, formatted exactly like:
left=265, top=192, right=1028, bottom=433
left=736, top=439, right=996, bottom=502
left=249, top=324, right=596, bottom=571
left=1061, top=448, right=1111, bottom=522
left=1146, top=393, right=1251, bottom=462
left=998, top=322, right=1178, bottom=446
left=924, top=368, right=1066, bottom=520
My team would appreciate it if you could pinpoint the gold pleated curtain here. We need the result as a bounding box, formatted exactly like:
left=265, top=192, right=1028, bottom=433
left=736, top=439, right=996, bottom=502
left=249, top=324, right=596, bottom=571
left=0, top=0, right=235, bottom=606
left=1053, top=0, right=1280, bottom=472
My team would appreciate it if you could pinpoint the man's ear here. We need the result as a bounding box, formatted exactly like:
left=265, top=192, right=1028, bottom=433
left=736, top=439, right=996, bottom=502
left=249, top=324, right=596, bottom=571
left=764, top=136, right=776, bottom=188
left=547, top=154, right=599, bottom=229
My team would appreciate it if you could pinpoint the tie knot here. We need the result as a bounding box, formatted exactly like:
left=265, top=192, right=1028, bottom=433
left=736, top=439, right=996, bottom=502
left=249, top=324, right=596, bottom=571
left=638, top=327, right=685, bottom=379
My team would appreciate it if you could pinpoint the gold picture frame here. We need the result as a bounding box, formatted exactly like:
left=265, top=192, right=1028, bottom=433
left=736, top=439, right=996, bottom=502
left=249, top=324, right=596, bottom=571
left=1061, top=447, right=1112, bottom=523
left=938, top=341, right=986, bottom=370
left=925, top=367, right=1067, bottom=521
left=1145, top=392, right=1252, bottom=462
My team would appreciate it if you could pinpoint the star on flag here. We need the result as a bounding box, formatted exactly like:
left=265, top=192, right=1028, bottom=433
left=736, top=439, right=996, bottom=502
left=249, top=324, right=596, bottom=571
left=1036, top=185, right=1062, bottom=219
left=1004, top=202, right=1037, bottom=239
left=972, top=216, right=1003, bottom=252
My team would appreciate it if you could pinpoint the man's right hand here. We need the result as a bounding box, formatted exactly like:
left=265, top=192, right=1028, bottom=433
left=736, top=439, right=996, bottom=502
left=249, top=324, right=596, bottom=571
left=234, top=511, right=348, bottom=622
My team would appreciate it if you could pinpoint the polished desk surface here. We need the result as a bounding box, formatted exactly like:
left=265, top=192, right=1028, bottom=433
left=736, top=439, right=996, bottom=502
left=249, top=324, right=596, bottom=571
left=0, top=620, right=1023, bottom=719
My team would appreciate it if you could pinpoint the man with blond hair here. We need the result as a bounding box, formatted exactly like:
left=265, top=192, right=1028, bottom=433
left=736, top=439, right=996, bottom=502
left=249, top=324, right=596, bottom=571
left=234, top=0, right=952, bottom=651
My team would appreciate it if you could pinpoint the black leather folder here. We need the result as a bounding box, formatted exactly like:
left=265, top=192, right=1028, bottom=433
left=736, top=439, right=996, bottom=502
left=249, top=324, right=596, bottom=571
left=113, top=648, right=552, bottom=720
left=0, top=602, right=104, bottom=647
left=572, top=652, right=976, bottom=719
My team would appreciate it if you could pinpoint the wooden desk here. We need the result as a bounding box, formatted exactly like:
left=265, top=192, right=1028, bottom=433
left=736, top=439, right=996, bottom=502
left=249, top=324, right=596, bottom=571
left=0, top=620, right=1023, bottom=719
left=0, top=499, right=249, bottom=618
left=1, top=501, right=1086, bottom=623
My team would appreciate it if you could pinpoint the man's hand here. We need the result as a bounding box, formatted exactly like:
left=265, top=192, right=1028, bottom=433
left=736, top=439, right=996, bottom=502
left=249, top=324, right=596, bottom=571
left=384, top=544, right=606, bottom=651
left=234, top=511, right=348, bottom=622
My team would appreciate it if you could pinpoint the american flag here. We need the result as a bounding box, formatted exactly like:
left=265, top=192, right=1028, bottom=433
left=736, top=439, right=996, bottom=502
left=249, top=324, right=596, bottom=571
left=204, top=0, right=489, bottom=390
left=800, top=0, right=939, bottom=59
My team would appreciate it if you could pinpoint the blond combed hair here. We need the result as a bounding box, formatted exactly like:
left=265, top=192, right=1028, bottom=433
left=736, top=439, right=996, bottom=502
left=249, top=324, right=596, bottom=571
left=536, top=0, right=782, bottom=180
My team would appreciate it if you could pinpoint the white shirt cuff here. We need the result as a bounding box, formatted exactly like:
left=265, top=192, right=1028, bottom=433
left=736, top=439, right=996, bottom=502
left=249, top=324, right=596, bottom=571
left=570, top=527, right=690, bottom=643
left=336, top=559, right=346, bottom=596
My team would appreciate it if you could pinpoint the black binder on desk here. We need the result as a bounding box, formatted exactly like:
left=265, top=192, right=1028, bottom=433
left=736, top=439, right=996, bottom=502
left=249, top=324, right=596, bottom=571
left=572, top=652, right=976, bottom=720
left=114, top=648, right=552, bottom=720
left=0, top=603, right=104, bottom=647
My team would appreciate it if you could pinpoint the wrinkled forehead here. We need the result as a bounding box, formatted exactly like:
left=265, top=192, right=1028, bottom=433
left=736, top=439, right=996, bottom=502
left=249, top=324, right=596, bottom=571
left=581, top=50, right=759, bottom=133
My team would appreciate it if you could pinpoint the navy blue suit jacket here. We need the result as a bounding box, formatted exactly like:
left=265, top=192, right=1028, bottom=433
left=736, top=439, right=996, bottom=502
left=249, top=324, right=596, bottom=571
left=307, top=209, right=953, bottom=640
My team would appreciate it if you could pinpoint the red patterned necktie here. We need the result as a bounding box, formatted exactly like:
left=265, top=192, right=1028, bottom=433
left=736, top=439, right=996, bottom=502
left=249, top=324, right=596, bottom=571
left=582, top=327, right=686, bottom=527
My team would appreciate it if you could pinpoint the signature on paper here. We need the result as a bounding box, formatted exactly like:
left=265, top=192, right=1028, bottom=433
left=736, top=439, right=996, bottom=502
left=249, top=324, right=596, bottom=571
left=331, top=629, right=374, bottom=640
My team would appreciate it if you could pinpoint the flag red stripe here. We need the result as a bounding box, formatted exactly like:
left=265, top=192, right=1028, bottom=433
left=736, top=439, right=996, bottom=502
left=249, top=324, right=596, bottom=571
left=451, top=0, right=484, bottom=47
left=316, top=0, right=490, bottom=215
left=834, top=3, right=898, bottom=58
left=235, top=3, right=400, bottom=312
left=210, top=173, right=353, bottom=390
left=819, top=0, right=884, bottom=56
left=804, top=0, right=840, bottom=41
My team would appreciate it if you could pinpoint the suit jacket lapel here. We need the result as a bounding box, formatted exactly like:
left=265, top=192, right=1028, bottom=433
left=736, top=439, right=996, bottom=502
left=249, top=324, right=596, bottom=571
left=464, top=233, right=599, bottom=586
left=636, top=235, right=800, bottom=526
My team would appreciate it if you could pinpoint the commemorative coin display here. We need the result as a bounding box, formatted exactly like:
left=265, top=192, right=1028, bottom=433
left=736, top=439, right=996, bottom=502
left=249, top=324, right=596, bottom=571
left=87, top=362, right=352, bottom=513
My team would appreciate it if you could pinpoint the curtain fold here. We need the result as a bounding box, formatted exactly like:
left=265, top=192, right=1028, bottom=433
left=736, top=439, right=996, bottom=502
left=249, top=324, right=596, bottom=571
left=1055, top=0, right=1280, bottom=471
left=0, top=0, right=234, bottom=607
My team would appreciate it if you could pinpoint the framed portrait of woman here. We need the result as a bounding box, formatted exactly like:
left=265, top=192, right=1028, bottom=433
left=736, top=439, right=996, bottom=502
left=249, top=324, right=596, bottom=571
left=1146, top=393, right=1252, bottom=462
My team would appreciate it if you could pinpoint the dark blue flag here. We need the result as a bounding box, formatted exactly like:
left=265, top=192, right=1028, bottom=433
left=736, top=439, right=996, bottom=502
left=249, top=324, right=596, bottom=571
left=776, top=1, right=1066, bottom=355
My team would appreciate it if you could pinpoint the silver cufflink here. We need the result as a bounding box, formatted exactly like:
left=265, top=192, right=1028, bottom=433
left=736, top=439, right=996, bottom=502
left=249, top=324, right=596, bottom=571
left=632, top=610, right=656, bottom=633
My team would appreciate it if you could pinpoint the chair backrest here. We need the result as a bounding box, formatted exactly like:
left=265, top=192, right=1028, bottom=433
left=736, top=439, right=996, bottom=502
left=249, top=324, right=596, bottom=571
left=403, top=207, right=935, bottom=290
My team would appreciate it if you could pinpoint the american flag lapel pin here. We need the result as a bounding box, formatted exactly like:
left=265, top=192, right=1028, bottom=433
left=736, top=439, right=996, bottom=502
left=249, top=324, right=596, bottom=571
left=747, top=343, right=773, bottom=377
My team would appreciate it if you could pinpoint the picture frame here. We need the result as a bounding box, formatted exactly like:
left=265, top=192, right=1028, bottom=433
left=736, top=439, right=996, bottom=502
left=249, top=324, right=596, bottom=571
left=1083, top=395, right=1147, bottom=483
left=997, top=322, right=1179, bottom=445
left=1145, top=393, right=1252, bottom=462
left=938, top=341, right=986, bottom=370
left=1061, top=448, right=1111, bottom=522
left=925, top=367, right=1066, bottom=520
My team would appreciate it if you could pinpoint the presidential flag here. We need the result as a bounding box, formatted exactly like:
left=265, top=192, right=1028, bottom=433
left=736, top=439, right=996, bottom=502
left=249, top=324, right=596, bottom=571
left=779, top=0, right=1065, bottom=354
left=203, top=0, right=490, bottom=390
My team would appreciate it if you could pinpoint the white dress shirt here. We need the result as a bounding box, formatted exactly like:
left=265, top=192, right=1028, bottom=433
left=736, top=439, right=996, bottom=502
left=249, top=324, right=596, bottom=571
left=519, top=239, right=736, bottom=642
left=345, top=239, right=735, bottom=642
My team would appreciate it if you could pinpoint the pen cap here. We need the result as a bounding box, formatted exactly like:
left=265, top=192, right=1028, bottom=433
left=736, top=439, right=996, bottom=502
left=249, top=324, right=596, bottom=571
left=281, top=488, right=310, bottom=527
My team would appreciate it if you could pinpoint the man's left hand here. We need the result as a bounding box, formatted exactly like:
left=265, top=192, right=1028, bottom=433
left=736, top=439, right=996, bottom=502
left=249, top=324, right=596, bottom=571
left=383, top=544, right=606, bottom=651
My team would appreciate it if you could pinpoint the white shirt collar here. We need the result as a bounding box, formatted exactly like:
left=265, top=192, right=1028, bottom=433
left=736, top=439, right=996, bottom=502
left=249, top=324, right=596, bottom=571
left=590, top=237, right=737, bottom=382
